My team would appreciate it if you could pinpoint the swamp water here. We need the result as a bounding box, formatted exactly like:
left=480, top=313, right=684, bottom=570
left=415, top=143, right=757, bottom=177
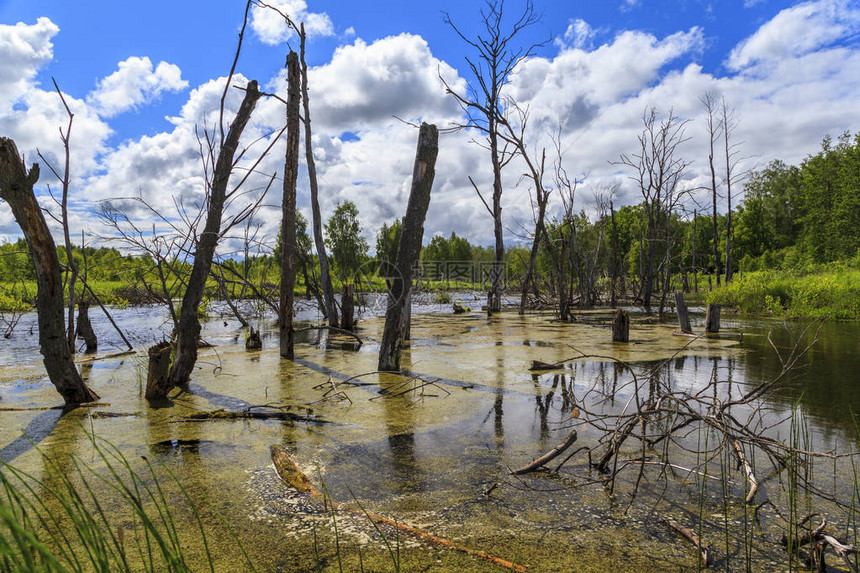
left=0, top=300, right=858, bottom=572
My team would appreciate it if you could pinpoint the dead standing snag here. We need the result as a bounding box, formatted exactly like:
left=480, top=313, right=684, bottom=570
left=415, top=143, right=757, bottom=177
left=378, top=123, right=438, bottom=372
left=279, top=50, right=300, bottom=359
left=167, top=80, right=262, bottom=389
left=0, top=137, right=99, bottom=404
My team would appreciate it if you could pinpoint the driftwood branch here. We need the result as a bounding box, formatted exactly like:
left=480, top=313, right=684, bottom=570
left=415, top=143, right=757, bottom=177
left=512, top=430, right=577, bottom=475
left=665, top=518, right=710, bottom=567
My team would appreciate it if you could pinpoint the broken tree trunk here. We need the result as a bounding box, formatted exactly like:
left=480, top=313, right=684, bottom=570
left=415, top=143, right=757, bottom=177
left=705, top=303, right=721, bottom=334
left=0, top=137, right=98, bottom=404
left=341, top=283, right=355, bottom=332
left=378, top=123, right=438, bottom=371
left=145, top=341, right=172, bottom=400
left=76, top=301, right=98, bottom=353
left=280, top=51, right=300, bottom=359
left=246, top=327, right=262, bottom=350
left=167, top=81, right=261, bottom=389
left=675, top=291, right=692, bottom=334
left=612, top=308, right=629, bottom=343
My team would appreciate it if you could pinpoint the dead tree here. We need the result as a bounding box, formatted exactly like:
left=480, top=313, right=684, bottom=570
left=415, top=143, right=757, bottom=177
left=442, top=1, right=542, bottom=314
left=721, top=97, right=744, bottom=284
left=280, top=50, right=301, bottom=359
left=36, top=79, right=79, bottom=353
left=0, top=137, right=99, bottom=404
left=297, top=20, right=338, bottom=327
left=615, top=108, right=691, bottom=307
left=167, top=79, right=262, bottom=388
left=378, top=123, right=438, bottom=371
left=703, top=93, right=722, bottom=287
left=547, top=320, right=835, bottom=538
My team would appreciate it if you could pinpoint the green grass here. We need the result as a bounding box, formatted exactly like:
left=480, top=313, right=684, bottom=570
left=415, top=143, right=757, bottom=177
left=0, top=433, right=256, bottom=573
left=707, top=267, right=860, bottom=319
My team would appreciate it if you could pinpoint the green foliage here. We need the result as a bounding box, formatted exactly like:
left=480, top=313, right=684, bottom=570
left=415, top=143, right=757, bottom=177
left=708, top=265, right=860, bottom=319
left=324, top=201, right=368, bottom=283
left=375, top=219, right=402, bottom=270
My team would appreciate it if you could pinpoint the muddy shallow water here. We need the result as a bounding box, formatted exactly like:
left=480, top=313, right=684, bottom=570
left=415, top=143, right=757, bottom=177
left=1, top=300, right=858, bottom=571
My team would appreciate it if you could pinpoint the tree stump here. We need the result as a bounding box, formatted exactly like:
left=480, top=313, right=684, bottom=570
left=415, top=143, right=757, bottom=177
left=705, top=303, right=721, bottom=333
left=612, top=308, right=629, bottom=343
left=145, top=341, right=173, bottom=400
left=341, top=284, right=355, bottom=332
left=76, top=301, right=98, bottom=353
left=246, top=327, right=263, bottom=350
left=674, top=291, right=692, bottom=334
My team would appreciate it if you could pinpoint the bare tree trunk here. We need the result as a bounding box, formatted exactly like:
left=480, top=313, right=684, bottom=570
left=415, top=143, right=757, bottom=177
left=342, top=284, right=355, bottom=332
left=610, top=200, right=620, bottom=306
left=167, top=81, right=261, bottom=388
left=488, top=109, right=504, bottom=315
left=692, top=209, right=698, bottom=292
left=0, top=138, right=98, bottom=403
left=519, top=198, right=547, bottom=314
left=298, top=23, right=338, bottom=327
left=280, top=51, right=300, bottom=359
left=704, top=95, right=722, bottom=287
left=76, top=301, right=97, bottom=353
left=378, top=123, right=438, bottom=371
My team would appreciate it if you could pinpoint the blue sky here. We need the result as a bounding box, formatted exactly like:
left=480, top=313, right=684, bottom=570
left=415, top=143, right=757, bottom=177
left=1, top=0, right=859, bottom=250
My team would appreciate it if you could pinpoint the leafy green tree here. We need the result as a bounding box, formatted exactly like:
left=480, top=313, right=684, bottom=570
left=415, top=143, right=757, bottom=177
left=375, top=220, right=402, bottom=271
left=324, top=201, right=368, bottom=283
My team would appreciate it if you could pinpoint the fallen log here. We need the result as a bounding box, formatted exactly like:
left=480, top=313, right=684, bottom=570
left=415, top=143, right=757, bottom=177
left=529, top=359, right=563, bottom=371
left=511, top=430, right=578, bottom=475
left=270, top=444, right=527, bottom=572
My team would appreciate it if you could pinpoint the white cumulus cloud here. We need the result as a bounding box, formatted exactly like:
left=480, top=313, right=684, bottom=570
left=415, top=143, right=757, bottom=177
left=250, top=0, right=334, bottom=44
left=728, top=0, right=860, bottom=70
left=87, top=56, right=188, bottom=118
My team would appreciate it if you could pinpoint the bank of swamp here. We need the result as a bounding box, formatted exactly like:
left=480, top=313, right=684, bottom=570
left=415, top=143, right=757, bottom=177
left=1, top=301, right=859, bottom=571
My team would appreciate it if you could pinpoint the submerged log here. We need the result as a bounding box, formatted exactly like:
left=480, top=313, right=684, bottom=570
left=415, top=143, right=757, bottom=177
left=674, top=291, right=692, bottom=334
left=378, top=123, right=438, bottom=371
left=611, top=308, right=629, bottom=343
left=178, top=408, right=328, bottom=424
left=512, top=430, right=577, bottom=475
left=271, top=444, right=323, bottom=496
left=270, top=444, right=527, bottom=572
left=145, top=341, right=172, bottom=400
left=76, top=301, right=98, bottom=353
left=705, top=303, right=721, bottom=333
